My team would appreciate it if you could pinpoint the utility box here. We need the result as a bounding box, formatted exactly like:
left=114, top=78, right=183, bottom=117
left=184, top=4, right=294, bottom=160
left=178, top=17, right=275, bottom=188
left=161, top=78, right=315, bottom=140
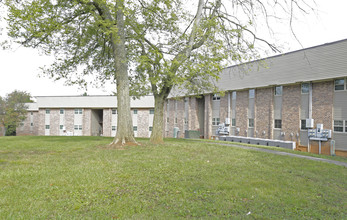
left=225, top=118, right=231, bottom=126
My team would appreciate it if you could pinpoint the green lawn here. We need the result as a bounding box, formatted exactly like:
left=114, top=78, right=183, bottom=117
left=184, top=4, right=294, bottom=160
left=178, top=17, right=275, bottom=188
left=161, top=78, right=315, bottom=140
left=0, top=136, right=346, bottom=219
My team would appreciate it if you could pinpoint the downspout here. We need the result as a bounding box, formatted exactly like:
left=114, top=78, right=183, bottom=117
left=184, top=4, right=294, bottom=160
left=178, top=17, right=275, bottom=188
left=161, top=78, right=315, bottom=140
left=308, top=82, right=313, bottom=152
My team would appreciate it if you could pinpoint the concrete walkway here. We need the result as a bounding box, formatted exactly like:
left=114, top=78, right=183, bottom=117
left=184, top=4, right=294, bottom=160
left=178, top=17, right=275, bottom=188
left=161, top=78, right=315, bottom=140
left=203, top=141, right=347, bottom=168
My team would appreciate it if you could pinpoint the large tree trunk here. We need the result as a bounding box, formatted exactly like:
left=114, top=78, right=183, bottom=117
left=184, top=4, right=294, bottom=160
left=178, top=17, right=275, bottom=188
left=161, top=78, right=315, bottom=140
left=150, top=92, right=170, bottom=144
left=109, top=0, right=137, bottom=147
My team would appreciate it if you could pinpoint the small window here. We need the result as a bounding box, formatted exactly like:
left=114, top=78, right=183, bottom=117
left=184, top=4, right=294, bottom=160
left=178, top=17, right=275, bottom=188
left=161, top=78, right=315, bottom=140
left=167, top=117, right=169, bottom=123
left=184, top=117, right=188, bottom=124
left=249, top=89, right=255, bottom=99
left=232, top=91, right=237, bottom=100
left=112, top=109, right=117, bottom=114
left=149, top=126, right=153, bottom=131
left=175, top=118, right=178, bottom=124
left=149, top=109, right=154, bottom=114
left=275, top=86, right=282, bottom=96
left=301, top=120, right=308, bottom=130
left=334, top=120, right=343, bottom=132
left=212, top=118, right=220, bottom=126
left=30, top=123, right=33, bottom=127
left=75, top=109, right=82, bottom=114
left=334, top=79, right=345, bottom=91
left=274, top=119, right=282, bottom=129
left=31, top=112, right=33, bottom=115
left=133, top=109, right=138, bottom=114
left=60, top=109, right=64, bottom=114
left=249, top=119, right=254, bottom=128
left=301, top=83, right=309, bottom=94
left=46, top=109, right=50, bottom=114
left=212, top=94, right=220, bottom=101
left=232, top=118, right=236, bottom=127
left=79, top=125, right=82, bottom=130
left=74, top=125, right=78, bottom=130
left=45, top=125, right=50, bottom=130
left=112, top=126, right=116, bottom=131
left=60, top=125, right=64, bottom=130
left=133, top=126, right=138, bottom=131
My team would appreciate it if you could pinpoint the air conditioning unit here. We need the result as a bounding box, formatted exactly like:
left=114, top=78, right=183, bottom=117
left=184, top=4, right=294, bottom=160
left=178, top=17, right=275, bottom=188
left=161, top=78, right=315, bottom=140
left=306, top=118, right=314, bottom=128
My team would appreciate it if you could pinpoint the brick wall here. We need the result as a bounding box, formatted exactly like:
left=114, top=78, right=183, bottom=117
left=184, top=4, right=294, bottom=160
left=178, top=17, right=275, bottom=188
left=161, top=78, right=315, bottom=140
left=282, top=85, right=301, bottom=142
left=50, top=109, right=60, bottom=135
left=176, top=99, right=185, bottom=138
left=204, top=94, right=212, bottom=139
left=236, top=90, right=248, bottom=137
left=103, top=109, right=111, bottom=137
left=38, top=109, right=45, bottom=135
left=83, top=109, right=92, bottom=136
left=219, top=93, right=229, bottom=125
left=137, top=109, right=149, bottom=138
left=188, top=97, right=200, bottom=131
left=65, top=109, right=74, bottom=134
left=255, top=87, right=274, bottom=139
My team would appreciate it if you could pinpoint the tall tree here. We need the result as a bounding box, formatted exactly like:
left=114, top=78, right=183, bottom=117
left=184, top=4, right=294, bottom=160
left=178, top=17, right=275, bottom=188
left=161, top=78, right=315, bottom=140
left=129, top=0, right=314, bottom=144
left=3, top=0, right=138, bottom=146
left=0, top=90, right=32, bottom=136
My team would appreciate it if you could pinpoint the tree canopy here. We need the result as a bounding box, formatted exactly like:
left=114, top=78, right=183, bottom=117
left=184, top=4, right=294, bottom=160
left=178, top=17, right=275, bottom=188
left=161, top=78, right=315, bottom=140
left=0, top=90, right=32, bottom=136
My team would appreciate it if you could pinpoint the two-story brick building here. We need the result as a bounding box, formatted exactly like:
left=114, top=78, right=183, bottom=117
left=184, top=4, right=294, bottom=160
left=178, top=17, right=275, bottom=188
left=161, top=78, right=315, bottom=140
left=164, top=39, right=347, bottom=157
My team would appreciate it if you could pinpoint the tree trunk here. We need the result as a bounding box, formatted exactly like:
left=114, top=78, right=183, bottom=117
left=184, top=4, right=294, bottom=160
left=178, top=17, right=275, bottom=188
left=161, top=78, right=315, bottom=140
left=150, top=92, right=169, bottom=144
left=109, top=0, right=137, bottom=147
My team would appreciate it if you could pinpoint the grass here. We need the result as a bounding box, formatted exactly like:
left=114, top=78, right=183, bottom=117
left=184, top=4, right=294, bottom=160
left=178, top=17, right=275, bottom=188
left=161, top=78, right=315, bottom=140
left=0, top=136, right=346, bottom=219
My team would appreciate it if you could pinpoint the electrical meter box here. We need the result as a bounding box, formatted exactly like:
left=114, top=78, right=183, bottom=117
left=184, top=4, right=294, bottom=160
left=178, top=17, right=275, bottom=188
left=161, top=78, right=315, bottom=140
left=308, top=123, right=331, bottom=141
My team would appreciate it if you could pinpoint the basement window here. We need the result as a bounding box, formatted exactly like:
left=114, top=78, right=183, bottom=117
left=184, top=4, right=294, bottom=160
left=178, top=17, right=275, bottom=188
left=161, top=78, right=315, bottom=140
left=274, top=119, right=282, bottom=129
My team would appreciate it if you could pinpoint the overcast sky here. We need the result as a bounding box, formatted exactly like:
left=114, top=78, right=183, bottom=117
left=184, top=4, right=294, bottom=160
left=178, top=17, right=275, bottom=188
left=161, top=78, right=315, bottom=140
left=1, top=0, right=347, bottom=98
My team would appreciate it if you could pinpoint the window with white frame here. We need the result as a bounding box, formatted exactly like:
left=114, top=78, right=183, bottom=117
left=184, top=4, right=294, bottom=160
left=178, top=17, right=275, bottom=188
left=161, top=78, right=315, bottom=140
left=149, top=109, right=154, bottom=114
left=149, top=126, right=153, bottom=131
left=75, top=109, right=82, bottom=114
left=249, top=89, right=255, bottom=98
left=46, top=109, right=50, bottom=114
left=112, top=126, right=116, bottom=131
left=274, top=119, right=282, bottom=129
left=275, top=86, right=282, bottom=96
left=112, top=109, right=117, bottom=114
left=133, top=126, right=138, bottom=131
left=133, top=109, right=138, bottom=114
left=334, top=78, right=345, bottom=91
left=232, top=118, right=236, bottom=127
left=60, top=109, right=64, bottom=114
left=301, top=83, right=309, bottom=94
left=45, top=125, right=50, bottom=130
left=334, top=120, right=344, bottom=132
left=60, top=125, right=64, bottom=130
left=212, top=94, right=220, bottom=101
left=74, top=125, right=82, bottom=130
left=184, top=117, right=188, bottom=124
left=212, top=118, right=220, bottom=126
left=30, top=123, right=33, bottom=127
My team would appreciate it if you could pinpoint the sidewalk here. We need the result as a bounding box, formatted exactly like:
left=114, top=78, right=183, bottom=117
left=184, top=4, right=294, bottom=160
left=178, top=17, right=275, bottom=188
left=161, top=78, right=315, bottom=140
left=205, top=141, right=347, bottom=168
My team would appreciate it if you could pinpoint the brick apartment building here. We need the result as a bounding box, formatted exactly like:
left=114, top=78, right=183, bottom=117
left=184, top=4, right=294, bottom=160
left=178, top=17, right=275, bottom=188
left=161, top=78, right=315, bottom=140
left=17, top=96, right=155, bottom=138
left=164, top=39, right=347, bottom=157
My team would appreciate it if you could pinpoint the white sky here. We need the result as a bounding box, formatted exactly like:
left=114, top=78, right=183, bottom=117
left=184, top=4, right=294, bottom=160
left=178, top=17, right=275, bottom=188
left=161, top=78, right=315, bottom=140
left=1, top=0, right=347, bottom=97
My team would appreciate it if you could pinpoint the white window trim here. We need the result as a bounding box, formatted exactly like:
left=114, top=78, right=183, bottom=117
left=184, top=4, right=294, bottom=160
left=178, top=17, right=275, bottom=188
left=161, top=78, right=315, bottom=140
left=333, top=120, right=345, bottom=133
left=334, top=78, right=346, bottom=92
left=274, top=119, right=282, bottom=129
left=212, top=94, right=220, bottom=101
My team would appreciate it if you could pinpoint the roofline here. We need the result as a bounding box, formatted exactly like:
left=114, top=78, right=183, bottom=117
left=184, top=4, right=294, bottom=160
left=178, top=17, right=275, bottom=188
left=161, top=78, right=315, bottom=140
left=225, top=38, right=347, bottom=69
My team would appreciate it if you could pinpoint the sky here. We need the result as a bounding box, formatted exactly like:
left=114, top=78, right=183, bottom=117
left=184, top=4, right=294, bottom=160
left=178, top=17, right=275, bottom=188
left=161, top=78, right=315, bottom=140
left=1, top=0, right=347, bottom=98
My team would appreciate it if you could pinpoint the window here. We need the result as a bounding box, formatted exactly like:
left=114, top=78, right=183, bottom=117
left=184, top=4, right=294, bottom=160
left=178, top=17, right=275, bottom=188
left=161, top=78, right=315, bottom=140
left=45, top=125, right=50, bottom=130
left=46, top=109, right=50, bottom=114
left=31, top=112, right=33, bottom=115
left=232, top=118, right=236, bottom=127
left=133, top=126, right=138, bottom=131
left=301, top=120, right=308, bottom=130
left=167, top=117, right=169, bottom=123
left=149, top=109, right=154, bottom=114
left=133, top=109, right=138, bottom=114
left=30, top=123, right=33, bottom=127
left=334, top=120, right=343, bottom=132
left=75, top=109, right=82, bottom=114
left=184, top=117, right=188, bottom=124
left=301, top=83, right=309, bottom=94
left=60, top=109, right=64, bottom=114
left=212, top=94, right=220, bottom=101
left=334, top=79, right=345, bottom=91
left=112, top=109, right=117, bottom=114
left=74, top=125, right=82, bottom=130
left=175, top=118, right=178, bottom=124
left=274, top=119, right=282, bottom=129
left=60, top=125, right=64, bottom=130
left=112, top=126, right=116, bottom=131
left=249, top=119, right=254, bottom=128
left=249, top=89, right=255, bottom=98
left=212, top=118, right=220, bottom=126
left=275, top=86, right=282, bottom=96
left=149, top=126, right=153, bottom=131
